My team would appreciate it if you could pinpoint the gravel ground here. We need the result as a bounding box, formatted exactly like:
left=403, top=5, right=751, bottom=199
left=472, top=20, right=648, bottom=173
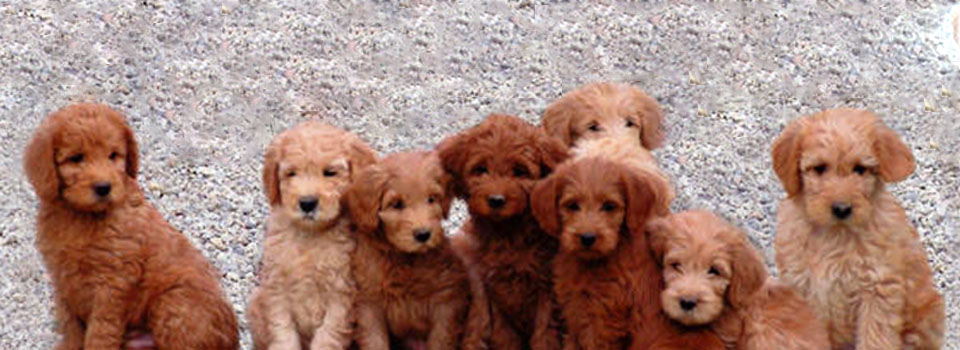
left=1, top=1, right=957, bottom=349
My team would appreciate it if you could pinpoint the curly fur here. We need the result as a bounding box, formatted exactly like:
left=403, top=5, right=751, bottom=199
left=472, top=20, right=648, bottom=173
left=247, top=121, right=377, bottom=350
left=531, top=157, right=722, bottom=350
left=344, top=151, right=484, bottom=350
left=436, top=114, right=568, bottom=350
left=647, top=210, right=829, bottom=350
left=771, top=109, right=944, bottom=350
left=23, top=103, right=238, bottom=350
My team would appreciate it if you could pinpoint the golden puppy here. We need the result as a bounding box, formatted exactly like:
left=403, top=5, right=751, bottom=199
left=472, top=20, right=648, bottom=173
left=646, top=210, right=829, bottom=350
left=345, top=151, right=483, bottom=350
left=23, top=104, right=238, bottom=350
left=771, top=109, right=944, bottom=350
left=247, top=121, right=377, bottom=350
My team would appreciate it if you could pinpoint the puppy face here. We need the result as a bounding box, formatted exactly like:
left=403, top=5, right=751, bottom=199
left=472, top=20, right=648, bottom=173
left=532, top=157, right=670, bottom=260
left=647, top=211, right=767, bottom=326
left=772, top=109, right=915, bottom=227
left=437, top=114, right=568, bottom=221
left=24, top=104, right=139, bottom=212
left=263, top=122, right=376, bottom=230
left=345, top=152, right=451, bottom=253
left=542, top=82, right=664, bottom=150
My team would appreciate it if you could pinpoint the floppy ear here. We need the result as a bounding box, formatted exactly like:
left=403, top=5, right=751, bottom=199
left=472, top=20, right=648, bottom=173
left=23, top=119, right=60, bottom=203
left=632, top=89, right=665, bottom=150
left=872, top=122, right=915, bottom=183
left=534, top=131, right=570, bottom=177
left=425, top=152, right=455, bottom=218
left=622, top=167, right=671, bottom=234
left=347, top=137, right=378, bottom=182
left=725, top=232, right=768, bottom=308
left=771, top=119, right=805, bottom=197
left=117, top=116, right=139, bottom=179
left=530, top=173, right=562, bottom=236
left=262, top=139, right=282, bottom=206
left=541, top=99, right=575, bottom=147
left=436, top=132, right=471, bottom=197
left=343, top=165, right=388, bottom=233
left=644, top=216, right=672, bottom=265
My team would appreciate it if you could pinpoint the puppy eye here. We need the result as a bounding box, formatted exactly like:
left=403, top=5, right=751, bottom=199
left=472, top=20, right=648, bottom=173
left=323, top=169, right=338, bottom=177
left=670, top=262, right=681, bottom=270
left=513, top=165, right=531, bottom=178
left=427, top=195, right=437, bottom=204
left=853, top=164, right=867, bottom=175
left=601, top=201, right=617, bottom=212
left=625, top=120, right=636, bottom=128
left=68, top=154, right=84, bottom=164
left=392, top=200, right=406, bottom=210
left=286, top=171, right=297, bottom=178
left=708, top=266, right=720, bottom=276
left=471, top=165, right=488, bottom=175
left=587, top=123, right=600, bottom=132
left=109, top=152, right=119, bottom=161
left=565, top=202, right=580, bottom=212
left=813, top=164, right=827, bottom=175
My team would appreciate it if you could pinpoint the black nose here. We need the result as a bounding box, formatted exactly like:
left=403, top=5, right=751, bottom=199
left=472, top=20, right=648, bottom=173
left=413, top=229, right=432, bottom=243
left=680, top=298, right=698, bottom=311
left=831, top=202, right=852, bottom=220
left=93, top=182, right=111, bottom=197
left=487, top=195, right=506, bottom=209
left=299, top=197, right=319, bottom=213
left=579, top=233, right=596, bottom=248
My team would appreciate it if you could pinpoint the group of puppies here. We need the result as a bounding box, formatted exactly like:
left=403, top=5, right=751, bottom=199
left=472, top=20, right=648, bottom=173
left=23, top=81, right=944, bottom=350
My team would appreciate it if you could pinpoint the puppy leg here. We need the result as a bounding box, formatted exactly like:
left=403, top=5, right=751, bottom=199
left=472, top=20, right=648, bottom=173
left=907, top=294, right=945, bottom=350
left=54, top=300, right=84, bottom=350
left=856, top=291, right=905, bottom=350
left=488, top=304, right=523, bottom=350
left=427, top=302, right=465, bottom=350
left=530, top=294, right=561, bottom=350
left=148, top=287, right=239, bottom=350
left=83, top=292, right=128, bottom=350
left=355, top=301, right=388, bottom=350
left=461, top=272, right=490, bottom=350
left=309, top=294, right=353, bottom=350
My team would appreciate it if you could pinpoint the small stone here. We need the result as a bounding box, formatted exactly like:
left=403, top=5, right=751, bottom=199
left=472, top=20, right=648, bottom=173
left=211, top=237, right=226, bottom=251
left=697, top=106, right=708, bottom=116
left=940, top=87, right=951, bottom=97
left=923, top=99, right=934, bottom=112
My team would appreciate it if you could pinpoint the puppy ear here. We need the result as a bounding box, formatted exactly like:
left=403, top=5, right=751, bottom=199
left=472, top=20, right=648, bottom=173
left=622, top=167, right=671, bottom=234
left=530, top=173, right=562, bottom=236
left=347, top=137, right=378, bottom=182
left=113, top=114, right=140, bottom=179
left=644, top=216, right=671, bottom=264
left=725, top=231, right=767, bottom=308
left=534, top=131, right=570, bottom=177
left=24, top=119, right=60, bottom=202
left=872, top=122, right=915, bottom=183
left=771, top=119, right=805, bottom=197
left=541, top=99, right=575, bottom=147
left=262, top=139, right=282, bottom=206
left=343, top=165, right=388, bottom=233
left=632, top=89, right=665, bottom=150
left=436, top=132, right=471, bottom=197
left=425, top=152, right=454, bottom=218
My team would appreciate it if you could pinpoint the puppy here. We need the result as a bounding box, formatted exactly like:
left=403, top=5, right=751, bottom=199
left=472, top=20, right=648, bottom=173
left=771, top=109, right=944, bottom=350
left=436, top=114, right=568, bottom=350
left=646, top=210, right=829, bottom=350
left=247, top=121, right=377, bottom=350
left=345, top=151, right=483, bottom=350
left=531, top=157, right=723, bottom=350
left=23, top=104, right=238, bottom=350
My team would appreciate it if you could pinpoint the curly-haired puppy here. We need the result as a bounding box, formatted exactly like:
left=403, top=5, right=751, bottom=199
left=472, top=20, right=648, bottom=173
left=436, top=114, right=568, bottom=350
left=646, top=210, right=829, bottom=350
left=771, top=109, right=944, bottom=350
left=531, top=158, right=722, bottom=350
left=247, top=121, right=377, bottom=350
left=23, top=104, right=238, bottom=350
left=345, top=151, right=484, bottom=350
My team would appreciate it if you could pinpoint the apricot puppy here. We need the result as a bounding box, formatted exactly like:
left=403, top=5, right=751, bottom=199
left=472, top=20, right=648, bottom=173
left=247, top=121, right=377, bottom=350
left=23, top=104, right=238, bottom=350
left=646, top=210, right=829, bottom=350
left=772, top=109, right=944, bottom=350
left=345, top=151, right=483, bottom=350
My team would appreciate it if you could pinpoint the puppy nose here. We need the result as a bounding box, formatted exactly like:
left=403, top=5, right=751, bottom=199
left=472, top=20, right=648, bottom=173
left=579, top=233, right=596, bottom=248
left=413, top=229, right=432, bottom=243
left=93, top=182, right=112, bottom=197
left=487, top=195, right=506, bottom=209
left=831, top=202, right=852, bottom=220
left=679, top=298, right=698, bottom=311
left=299, top=197, right=319, bottom=213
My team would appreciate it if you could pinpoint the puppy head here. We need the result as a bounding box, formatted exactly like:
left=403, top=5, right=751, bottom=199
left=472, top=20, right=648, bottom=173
left=24, top=104, right=139, bottom=212
left=646, top=211, right=767, bottom=326
left=344, top=152, right=452, bottom=254
left=263, top=121, right=377, bottom=229
left=532, top=157, right=670, bottom=260
left=542, top=82, right=664, bottom=150
left=437, top=114, right=568, bottom=220
left=771, top=109, right=915, bottom=227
